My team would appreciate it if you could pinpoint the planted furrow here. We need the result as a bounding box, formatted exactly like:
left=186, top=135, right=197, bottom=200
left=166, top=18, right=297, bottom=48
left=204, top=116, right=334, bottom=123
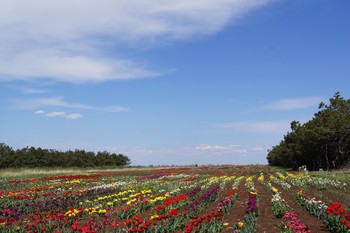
left=0, top=166, right=348, bottom=232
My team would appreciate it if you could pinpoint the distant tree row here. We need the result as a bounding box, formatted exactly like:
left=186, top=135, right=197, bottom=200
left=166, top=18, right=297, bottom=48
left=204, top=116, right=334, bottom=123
left=267, top=92, right=350, bottom=170
left=0, top=144, right=131, bottom=168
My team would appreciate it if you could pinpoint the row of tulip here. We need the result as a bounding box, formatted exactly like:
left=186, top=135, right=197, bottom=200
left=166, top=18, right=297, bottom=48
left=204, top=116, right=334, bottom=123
left=284, top=172, right=347, bottom=190
left=0, top=170, right=239, bottom=232
left=259, top=173, right=311, bottom=233
left=1, top=167, right=348, bottom=232
left=231, top=176, right=259, bottom=233
left=265, top=172, right=350, bottom=232
left=297, top=190, right=350, bottom=233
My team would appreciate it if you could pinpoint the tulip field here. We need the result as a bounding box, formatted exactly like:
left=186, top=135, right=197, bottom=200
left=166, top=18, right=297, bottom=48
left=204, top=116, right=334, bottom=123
left=0, top=166, right=349, bottom=233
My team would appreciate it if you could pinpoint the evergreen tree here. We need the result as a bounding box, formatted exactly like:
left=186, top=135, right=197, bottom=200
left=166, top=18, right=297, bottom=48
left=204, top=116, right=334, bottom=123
left=267, top=92, right=350, bottom=170
left=0, top=143, right=131, bottom=168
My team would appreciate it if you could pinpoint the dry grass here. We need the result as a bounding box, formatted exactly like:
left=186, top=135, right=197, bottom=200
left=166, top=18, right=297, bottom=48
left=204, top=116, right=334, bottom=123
left=0, top=168, right=84, bottom=178
left=0, top=166, right=159, bottom=178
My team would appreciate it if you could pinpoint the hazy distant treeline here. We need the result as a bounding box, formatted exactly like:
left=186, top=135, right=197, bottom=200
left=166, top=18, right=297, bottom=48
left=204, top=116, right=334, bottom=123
left=0, top=144, right=130, bottom=168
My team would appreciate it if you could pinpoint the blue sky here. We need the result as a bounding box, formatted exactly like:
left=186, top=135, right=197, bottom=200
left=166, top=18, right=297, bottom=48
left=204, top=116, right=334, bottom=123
left=0, top=0, right=349, bottom=166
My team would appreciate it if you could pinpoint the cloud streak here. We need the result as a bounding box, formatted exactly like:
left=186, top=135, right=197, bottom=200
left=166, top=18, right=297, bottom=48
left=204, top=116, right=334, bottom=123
left=218, top=120, right=291, bottom=133
left=35, top=110, right=82, bottom=120
left=195, top=144, right=247, bottom=154
left=15, top=96, right=129, bottom=113
left=0, top=0, right=274, bottom=83
left=13, top=86, right=48, bottom=94
left=264, top=97, right=322, bottom=110
left=0, top=51, right=158, bottom=83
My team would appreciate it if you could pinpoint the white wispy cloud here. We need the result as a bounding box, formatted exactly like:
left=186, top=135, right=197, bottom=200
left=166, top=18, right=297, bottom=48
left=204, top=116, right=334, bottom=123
left=34, top=110, right=82, bottom=120
left=0, top=51, right=158, bottom=83
left=45, top=112, right=67, bottom=117
left=252, top=147, right=268, bottom=152
left=195, top=144, right=247, bottom=154
left=0, top=0, right=274, bottom=83
left=13, top=86, right=48, bottom=94
left=102, top=106, right=130, bottom=113
left=218, top=120, right=291, bottom=133
left=35, top=110, right=45, bottom=115
left=65, top=113, right=82, bottom=120
left=15, top=96, right=129, bottom=112
left=264, top=97, right=322, bottom=110
left=16, top=97, right=67, bottom=109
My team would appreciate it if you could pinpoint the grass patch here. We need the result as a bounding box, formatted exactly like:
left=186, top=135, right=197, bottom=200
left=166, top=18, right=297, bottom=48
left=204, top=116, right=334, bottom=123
left=310, top=169, right=350, bottom=184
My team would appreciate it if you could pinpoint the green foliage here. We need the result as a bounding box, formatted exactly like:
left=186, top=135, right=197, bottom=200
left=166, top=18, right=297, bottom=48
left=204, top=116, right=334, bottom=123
left=271, top=193, right=290, bottom=218
left=267, top=92, right=350, bottom=170
left=311, top=170, right=350, bottom=184
left=0, top=143, right=131, bottom=168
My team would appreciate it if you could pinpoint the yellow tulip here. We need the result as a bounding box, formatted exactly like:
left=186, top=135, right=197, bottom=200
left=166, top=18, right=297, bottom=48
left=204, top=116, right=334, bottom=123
left=237, top=221, right=244, bottom=228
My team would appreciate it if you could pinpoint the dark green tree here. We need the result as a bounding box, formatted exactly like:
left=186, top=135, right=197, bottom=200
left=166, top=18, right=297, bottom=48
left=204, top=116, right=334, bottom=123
left=0, top=143, right=131, bottom=168
left=267, top=92, right=350, bottom=170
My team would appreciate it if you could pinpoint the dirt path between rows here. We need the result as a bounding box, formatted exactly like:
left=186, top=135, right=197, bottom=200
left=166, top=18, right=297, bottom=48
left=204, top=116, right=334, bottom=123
left=221, top=182, right=250, bottom=232
left=255, top=181, right=283, bottom=233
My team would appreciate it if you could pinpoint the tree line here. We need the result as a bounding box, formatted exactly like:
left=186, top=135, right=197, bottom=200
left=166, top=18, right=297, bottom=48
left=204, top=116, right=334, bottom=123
left=267, top=92, right=350, bottom=170
left=0, top=144, right=131, bottom=168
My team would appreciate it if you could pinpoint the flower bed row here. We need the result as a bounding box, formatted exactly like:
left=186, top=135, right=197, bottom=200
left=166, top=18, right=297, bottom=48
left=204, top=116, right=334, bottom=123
left=0, top=166, right=348, bottom=232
